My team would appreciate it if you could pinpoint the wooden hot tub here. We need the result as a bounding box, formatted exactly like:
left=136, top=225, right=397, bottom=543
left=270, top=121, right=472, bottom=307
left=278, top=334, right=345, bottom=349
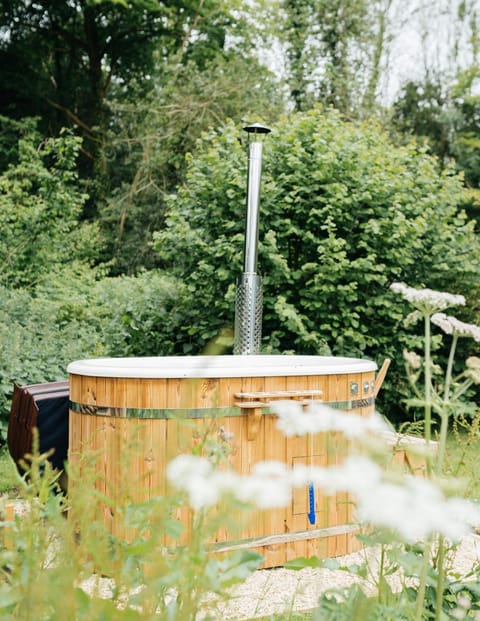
left=68, top=354, right=378, bottom=567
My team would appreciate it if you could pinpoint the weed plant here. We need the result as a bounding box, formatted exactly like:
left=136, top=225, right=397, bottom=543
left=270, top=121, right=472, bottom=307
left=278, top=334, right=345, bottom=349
left=0, top=431, right=263, bottom=620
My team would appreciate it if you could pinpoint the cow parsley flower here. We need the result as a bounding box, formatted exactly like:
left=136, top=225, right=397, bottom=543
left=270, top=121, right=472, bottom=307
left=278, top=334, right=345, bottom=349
left=273, top=400, right=389, bottom=439
left=390, top=283, right=465, bottom=315
left=166, top=455, right=220, bottom=509
left=166, top=454, right=212, bottom=482
left=431, top=313, right=480, bottom=342
left=167, top=453, right=480, bottom=542
left=235, top=474, right=292, bottom=509
left=355, top=476, right=480, bottom=542
left=403, top=349, right=422, bottom=370
left=466, top=357, right=480, bottom=384
left=234, top=461, right=293, bottom=509
left=307, top=455, right=382, bottom=496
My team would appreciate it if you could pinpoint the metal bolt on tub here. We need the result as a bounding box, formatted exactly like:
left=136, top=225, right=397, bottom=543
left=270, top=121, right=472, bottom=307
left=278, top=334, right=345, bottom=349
left=234, top=123, right=271, bottom=355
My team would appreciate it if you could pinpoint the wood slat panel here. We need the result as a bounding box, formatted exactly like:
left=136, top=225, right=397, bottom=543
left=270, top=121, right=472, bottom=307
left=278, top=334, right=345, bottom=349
left=69, top=367, right=377, bottom=566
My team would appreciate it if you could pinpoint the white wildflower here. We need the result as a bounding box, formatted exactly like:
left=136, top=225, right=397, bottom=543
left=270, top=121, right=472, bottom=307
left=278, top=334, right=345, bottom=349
left=272, top=400, right=312, bottom=436
left=252, top=460, right=290, bottom=479
left=235, top=475, right=292, bottom=509
left=166, top=454, right=212, bottom=483
left=167, top=453, right=480, bottom=542
left=391, top=282, right=465, bottom=315
left=431, top=363, right=443, bottom=375
left=403, top=349, right=422, bottom=370
left=357, top=479, right=424, bottom=540
left=292, top=456, right=480, bottom=542
left=319, top=455, right=382, bottom=495
left=211, top=470, right=238, bottom=495
left=187, top=478, right=221, bottom=510
left=290, top=456, right=381, bottom=496
left=466, top=357, right=480, bottom=384
left=166, top=455, right=220, bottom=509
left=273, top=400, right=390, bottom=439
left=432, top=313, right=480, bottom=342
left=456, top=595, right=472, bottom=611
left=446, top=497, right=480, bottom=530
left=354, top=474, right=480, bottom=542
left=404, top=310, right=422, bottom=327
left=236, top=461, right=292, bottom=509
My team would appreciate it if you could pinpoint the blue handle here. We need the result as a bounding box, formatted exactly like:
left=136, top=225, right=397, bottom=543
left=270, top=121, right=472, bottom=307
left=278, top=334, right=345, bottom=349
left=307, top=482, right=316, bottom=525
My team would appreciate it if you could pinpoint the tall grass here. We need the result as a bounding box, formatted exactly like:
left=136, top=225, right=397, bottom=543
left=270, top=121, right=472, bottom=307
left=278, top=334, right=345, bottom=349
left=0, top=431, right=264, bottom=620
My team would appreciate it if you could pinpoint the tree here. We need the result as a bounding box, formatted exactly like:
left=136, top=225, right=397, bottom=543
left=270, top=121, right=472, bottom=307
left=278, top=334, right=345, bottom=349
left=0, top=0, right=255, bottom=213
left=152, top=107, right=480, bottom=421
left=98, top=53, right=286, bottom=274
left=390, top=1, right=480, bottom=190
left=280, top=0, right=393, bottom=115
left=391, top=69, right=480, bottom=230
left=0, top=119, right=100, bottom=288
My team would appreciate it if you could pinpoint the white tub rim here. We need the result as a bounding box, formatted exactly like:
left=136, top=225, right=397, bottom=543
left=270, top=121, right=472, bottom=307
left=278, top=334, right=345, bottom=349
left=67, top=355, right=377, bottom=379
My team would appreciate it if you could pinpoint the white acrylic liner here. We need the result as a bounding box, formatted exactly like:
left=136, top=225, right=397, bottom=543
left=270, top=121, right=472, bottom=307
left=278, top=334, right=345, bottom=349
left=67, top=355, right=377, bottom=379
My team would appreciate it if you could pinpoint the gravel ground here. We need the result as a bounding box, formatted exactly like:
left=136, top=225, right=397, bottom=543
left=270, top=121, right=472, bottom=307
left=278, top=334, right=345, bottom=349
left=79, top=533, right=480, bottom=619
left=6, top=498, right=480, bottom=619
left=212, top=534, right=480, bottom=619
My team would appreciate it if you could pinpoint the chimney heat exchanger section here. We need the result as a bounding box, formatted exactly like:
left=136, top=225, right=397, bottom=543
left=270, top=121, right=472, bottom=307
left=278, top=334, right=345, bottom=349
left=234, top=123, right=271, bottom=355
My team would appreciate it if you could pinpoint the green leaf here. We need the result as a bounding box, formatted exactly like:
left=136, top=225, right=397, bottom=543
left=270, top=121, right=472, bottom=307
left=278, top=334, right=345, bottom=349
left=284, top=555, right=328, bottom=570
left=0, top=584, right=22, bottom=610
left=214, top=550, right=264, bottom=588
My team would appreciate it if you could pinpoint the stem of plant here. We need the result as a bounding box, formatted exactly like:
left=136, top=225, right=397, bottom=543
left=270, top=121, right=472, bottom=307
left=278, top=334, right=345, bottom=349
left=424, top=314, right=432, bottom=475
left=415, top=540, right=432, bottom=621
left=378, top=544, right=386, bottom=604
left=436, top=336, right=457, bottom=476
left=435, top=535, right=446, bottom=621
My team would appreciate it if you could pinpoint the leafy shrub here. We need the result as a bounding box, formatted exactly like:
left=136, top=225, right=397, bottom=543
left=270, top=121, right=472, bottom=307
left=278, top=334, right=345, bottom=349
left=0, top=269, right=187, bottom=429
left=0, top=281, right=105, bottom=428
left=153, top=108, right=480, bottom=422
left=89, top=270, right=189, bottom=357
left=0, top=123, right=100, bottom=288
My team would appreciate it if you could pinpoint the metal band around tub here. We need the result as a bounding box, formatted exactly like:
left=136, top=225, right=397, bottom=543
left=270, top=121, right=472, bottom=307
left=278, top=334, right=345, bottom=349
left=69, top=397, right=375, bottom=419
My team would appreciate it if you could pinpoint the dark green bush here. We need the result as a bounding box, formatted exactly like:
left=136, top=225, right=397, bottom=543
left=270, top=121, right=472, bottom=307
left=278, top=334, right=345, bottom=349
left=0, top=270, right=186, bottom=427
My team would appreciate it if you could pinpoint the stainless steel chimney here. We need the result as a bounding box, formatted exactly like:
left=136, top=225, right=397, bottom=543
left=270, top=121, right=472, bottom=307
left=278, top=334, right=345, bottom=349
left=234, top=123, right=271, bottom=355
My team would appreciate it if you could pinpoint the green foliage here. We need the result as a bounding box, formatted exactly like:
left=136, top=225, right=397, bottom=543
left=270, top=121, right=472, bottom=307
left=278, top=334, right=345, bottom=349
left=0, top=268, right=188, bottom=425
left=153, top=107, right=480, bottom=421
left=0, top=0, right=277, bottom=216
left=0, top=123, right=99, bottom=287
left=100, top=54, right=285, bottom=274
left=0, top=448, right=18, bottom=494
left=0, top=116, right=39, bottom=173
left=313, top=585, right=413, bottom=620
left=280, top=0, right=383, bottom=115
left=392, top=70, right=480, bottom=209
left=445, top=417, right=480, bottom=501
left=0, top=0, right=228, bottom=127
left=88, top=270, right=189, bottom=356
left=0, top=281, right=105, bottom=426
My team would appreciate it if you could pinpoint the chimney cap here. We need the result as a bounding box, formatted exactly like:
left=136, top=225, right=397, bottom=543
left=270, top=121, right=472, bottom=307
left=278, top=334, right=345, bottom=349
left=243, top=123, right=271, bottom=135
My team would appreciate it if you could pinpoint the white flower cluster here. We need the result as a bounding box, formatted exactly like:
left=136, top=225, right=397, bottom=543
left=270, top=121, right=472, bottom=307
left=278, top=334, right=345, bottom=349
left=273, top=400, right=390, bottom=438
left=466, top=357, right=480, bottom=384
left=166, top=454, right=292, bottom=510
left=403, top=349, right=422, bottom=370
left=390, top=283, right=465, bottom=315
left=431, top=313, right=480, bottom=342
left=166, top=453, right=480, bottom=543
left=348, top=458, right=480, bottom=542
